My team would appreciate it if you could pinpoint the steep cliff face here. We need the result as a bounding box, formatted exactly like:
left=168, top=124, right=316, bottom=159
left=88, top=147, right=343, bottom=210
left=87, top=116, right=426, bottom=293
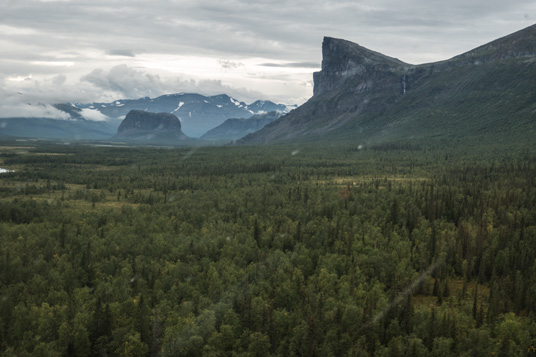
left=114, top=110, right=188, bottom=142
left=313, top=37, right=409, bottom=97
left=238, top=24, right=536, bottom=145
left=239, top=37, right=413, bottom=144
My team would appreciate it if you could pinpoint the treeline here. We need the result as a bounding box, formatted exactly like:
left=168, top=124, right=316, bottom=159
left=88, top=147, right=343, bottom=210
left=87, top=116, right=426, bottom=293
left=0, top=142, right=535, bottom=356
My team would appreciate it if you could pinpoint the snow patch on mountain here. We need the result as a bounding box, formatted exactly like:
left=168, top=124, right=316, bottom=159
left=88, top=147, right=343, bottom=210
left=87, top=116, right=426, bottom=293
left=172, top=101, right=185, bottom=113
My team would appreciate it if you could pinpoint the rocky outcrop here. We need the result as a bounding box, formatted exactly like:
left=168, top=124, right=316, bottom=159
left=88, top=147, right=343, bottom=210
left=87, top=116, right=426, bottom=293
left=114, top=110, right=188, bottom=142
left=313, top=37, right=409, bottom=97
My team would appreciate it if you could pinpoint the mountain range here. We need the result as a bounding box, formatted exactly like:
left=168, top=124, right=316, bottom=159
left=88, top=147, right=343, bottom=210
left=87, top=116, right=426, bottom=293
left=200, top=111, right=282, bottom=141
left=238, top=24, right=536, bottom=146
left=64, top=94, right=293, bottom=138
left=0, top=94, right=294, bottom=140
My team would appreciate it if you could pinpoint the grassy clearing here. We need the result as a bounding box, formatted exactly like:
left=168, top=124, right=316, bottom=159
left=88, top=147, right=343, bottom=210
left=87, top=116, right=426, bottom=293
left=314, top=175, right=429, bottom=186
left=413, top=278, right=490, bottom=312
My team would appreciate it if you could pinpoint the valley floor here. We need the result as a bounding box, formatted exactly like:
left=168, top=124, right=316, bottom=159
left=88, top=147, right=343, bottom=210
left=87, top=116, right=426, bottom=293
left=0, top=139, right=535, bottom=356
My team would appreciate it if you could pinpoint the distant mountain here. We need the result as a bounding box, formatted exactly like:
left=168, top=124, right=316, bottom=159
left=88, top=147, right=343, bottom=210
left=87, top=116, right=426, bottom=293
left=114, top=110, right=189, bottom=143
left=247, top=100, right=296, bottom=114
left=52, top=104, right=84, bottom=120
left=238, top=24, right=536, bottom=146
left=0, top=117, right=118, bottom=140
left=0, top=93, right=293, bottom=141
left=67, top=93, right=293, bottom=138
left=201, top=111, right=281, bottom=141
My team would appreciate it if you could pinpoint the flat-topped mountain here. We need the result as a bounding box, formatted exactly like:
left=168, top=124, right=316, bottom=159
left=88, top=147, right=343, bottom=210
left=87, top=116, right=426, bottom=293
left=114, top=110, right=189, bottom=142
left=238, top=24, right=536, bottom=146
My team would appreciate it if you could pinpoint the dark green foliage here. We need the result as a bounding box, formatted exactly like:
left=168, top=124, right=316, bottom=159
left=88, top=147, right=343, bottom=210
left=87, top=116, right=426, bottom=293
left=0, top=139, right=535, bottom=355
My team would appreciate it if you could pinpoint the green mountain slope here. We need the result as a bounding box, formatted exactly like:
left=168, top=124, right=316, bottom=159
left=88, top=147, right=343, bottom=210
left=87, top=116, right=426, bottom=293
left=339, top=57, right=536, bottom=144
left=238, top=24, right=536, bottom=147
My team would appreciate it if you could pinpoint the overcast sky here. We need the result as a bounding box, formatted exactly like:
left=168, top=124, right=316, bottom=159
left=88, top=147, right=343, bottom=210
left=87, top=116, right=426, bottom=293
left=1, top=0, right=536, bottom=119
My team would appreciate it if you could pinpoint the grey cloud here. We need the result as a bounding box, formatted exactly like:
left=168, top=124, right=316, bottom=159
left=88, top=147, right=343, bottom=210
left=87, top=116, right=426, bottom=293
left=81, top=65, right=167, bottom=99
left=4, top=1, right=536, bottom=63
left=0, top=103, right=71, bottom=119
left=79, top=64, right=269, bottom=104
left=4, top=1, right=536, bottom=58
left=218, top=59, right=244, bottom=70
left=2, top=0, right=536, bottom=108
left=52, top=74, right=67, bottom=86
left=260, top=62, right=320, bottom=69
left=0, top=82, right=72, bottom=119
left=107, top=49, right=136, bottom=57
left=0, top=64, right=274, bottom=117
left=0, top=73, right=120, bottom=117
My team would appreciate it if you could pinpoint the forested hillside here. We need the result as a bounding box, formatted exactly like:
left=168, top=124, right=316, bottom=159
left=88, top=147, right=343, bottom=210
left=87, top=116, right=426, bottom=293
left=0, top=140, right=535, bottom=356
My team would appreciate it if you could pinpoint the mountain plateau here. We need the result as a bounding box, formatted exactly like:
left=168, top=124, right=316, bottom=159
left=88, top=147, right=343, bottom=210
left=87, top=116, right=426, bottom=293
left=114, top=110, right=189, bottom=143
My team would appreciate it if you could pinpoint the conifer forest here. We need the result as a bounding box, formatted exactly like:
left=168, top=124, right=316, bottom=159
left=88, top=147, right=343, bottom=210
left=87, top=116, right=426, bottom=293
left=0, top=139, right=535, bottom=356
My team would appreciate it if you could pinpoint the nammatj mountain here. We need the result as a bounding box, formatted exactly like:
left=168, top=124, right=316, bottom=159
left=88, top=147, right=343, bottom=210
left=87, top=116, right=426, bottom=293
left=238, top=24, right=536, bottom=147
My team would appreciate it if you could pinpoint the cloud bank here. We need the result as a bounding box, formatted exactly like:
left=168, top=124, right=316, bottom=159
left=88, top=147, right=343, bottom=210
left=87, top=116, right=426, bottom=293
left=80, top=64, right=270, bottom=104
left=0, top=64, right=276, bottom=119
